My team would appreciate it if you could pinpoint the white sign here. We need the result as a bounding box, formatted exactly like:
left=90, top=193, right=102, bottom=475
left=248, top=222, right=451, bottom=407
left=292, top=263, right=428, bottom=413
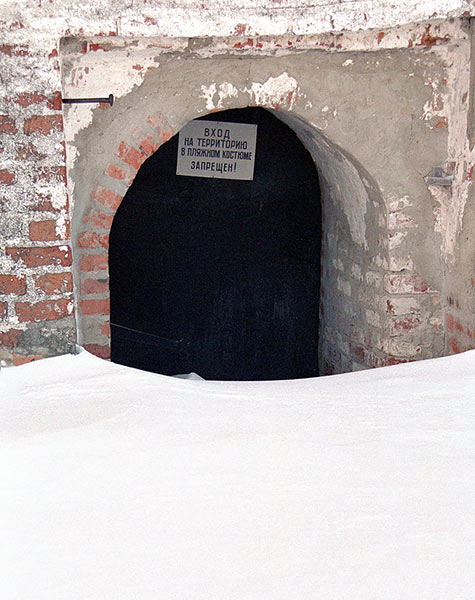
left=176, top=119, right=257, bottom=180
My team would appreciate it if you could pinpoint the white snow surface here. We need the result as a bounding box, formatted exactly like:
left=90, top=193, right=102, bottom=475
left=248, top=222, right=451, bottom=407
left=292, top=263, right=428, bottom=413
left=1, top=349, right=475, bottom=599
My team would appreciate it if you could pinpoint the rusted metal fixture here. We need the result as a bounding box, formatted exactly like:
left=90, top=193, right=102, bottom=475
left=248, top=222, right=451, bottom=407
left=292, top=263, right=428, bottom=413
left=62, top=94, right=114, bottom=106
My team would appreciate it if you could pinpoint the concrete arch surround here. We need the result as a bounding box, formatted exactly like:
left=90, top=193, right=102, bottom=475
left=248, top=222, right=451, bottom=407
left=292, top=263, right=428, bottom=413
left=65, top=36, right=448, bottom=373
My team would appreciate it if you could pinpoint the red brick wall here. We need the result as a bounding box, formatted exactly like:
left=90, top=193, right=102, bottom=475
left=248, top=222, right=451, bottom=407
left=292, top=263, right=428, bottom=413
left=0, top=33, right=74, bottom=366
left=75, top=116, right=173, bottom=360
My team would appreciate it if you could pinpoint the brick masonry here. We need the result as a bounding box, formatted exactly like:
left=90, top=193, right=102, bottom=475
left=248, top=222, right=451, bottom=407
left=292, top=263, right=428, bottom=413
left=73, top=125, right=172, bottom=356
left=1, top=3, right=474, bottom=371
left=0, top=28, right=74, bottom=365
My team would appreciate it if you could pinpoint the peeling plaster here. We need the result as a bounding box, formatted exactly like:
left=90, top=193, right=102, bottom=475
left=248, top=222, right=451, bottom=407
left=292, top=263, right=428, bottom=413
left=247, top=73, right=300, bottom=108
left=0, top=1, right=472, bottom=41
left=217, top=82, right=239, bottom=107
left=200, top=73, right=301, bottom=112
left=426, top=39, right=474, bottom=266
left=200, top=82, right=218, bottom=111
left=61, top=46, right=160, bottom=204
left=62, top=54, right=159, bottom=142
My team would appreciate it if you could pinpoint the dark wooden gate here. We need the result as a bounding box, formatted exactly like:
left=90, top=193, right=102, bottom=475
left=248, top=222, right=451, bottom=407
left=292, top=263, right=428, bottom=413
left=109, top=107, right=321, bottom=380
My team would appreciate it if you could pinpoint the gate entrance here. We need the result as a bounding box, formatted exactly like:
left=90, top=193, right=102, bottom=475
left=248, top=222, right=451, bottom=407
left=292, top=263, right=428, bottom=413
left=109, top=107, right=321, bottom=380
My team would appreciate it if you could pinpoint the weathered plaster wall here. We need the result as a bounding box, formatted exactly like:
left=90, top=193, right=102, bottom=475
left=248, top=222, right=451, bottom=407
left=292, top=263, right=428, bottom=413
left=0, top=1, right=473, bottom=369
left=275, top=112, right=388, bottom=372
left=64, top=23, right=469, bottom=372
left=438, top=18, right=475, bottom=355
left=0, top=1, right=473, bottom=40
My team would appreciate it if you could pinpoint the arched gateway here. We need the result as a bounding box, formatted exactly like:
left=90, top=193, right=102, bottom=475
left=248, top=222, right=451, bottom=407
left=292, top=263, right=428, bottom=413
left=109, top=107, right=322, bottom=380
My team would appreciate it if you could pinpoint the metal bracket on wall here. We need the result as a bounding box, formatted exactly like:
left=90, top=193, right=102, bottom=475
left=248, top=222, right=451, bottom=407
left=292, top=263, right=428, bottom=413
left=62, top=94, right=114, bottom=106
left=426, top=166, right=453, bottom=187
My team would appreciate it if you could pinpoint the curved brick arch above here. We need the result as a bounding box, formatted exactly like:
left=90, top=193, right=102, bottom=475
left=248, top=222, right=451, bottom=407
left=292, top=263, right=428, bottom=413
left=75, top=104, right=315, bottom=360
left=74, top=103, right=388, bottom=373
left=69, top=58, right=448, bottom=374
left=76, top=113, right=175, bottom=359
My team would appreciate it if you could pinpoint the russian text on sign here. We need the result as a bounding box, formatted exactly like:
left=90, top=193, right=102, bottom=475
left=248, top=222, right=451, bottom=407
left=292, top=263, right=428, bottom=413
left=176, top=119, right=257, bottom=180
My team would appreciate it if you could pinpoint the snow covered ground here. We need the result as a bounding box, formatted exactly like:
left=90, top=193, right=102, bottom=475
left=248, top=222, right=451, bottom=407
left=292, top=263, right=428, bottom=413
left=1, top=349, right=475, bottom=599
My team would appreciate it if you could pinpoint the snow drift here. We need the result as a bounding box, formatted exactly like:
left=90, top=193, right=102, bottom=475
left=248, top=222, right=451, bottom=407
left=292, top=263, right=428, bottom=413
left=1, top=349, right=475, bottom=599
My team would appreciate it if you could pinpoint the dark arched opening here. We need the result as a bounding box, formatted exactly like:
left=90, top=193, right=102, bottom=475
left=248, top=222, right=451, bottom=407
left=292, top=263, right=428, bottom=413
left=109, top=107, right=321, bottom=380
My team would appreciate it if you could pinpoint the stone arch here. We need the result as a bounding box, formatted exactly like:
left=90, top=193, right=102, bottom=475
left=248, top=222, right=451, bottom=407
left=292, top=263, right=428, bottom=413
left=71, top=102, right=389, bottom=374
